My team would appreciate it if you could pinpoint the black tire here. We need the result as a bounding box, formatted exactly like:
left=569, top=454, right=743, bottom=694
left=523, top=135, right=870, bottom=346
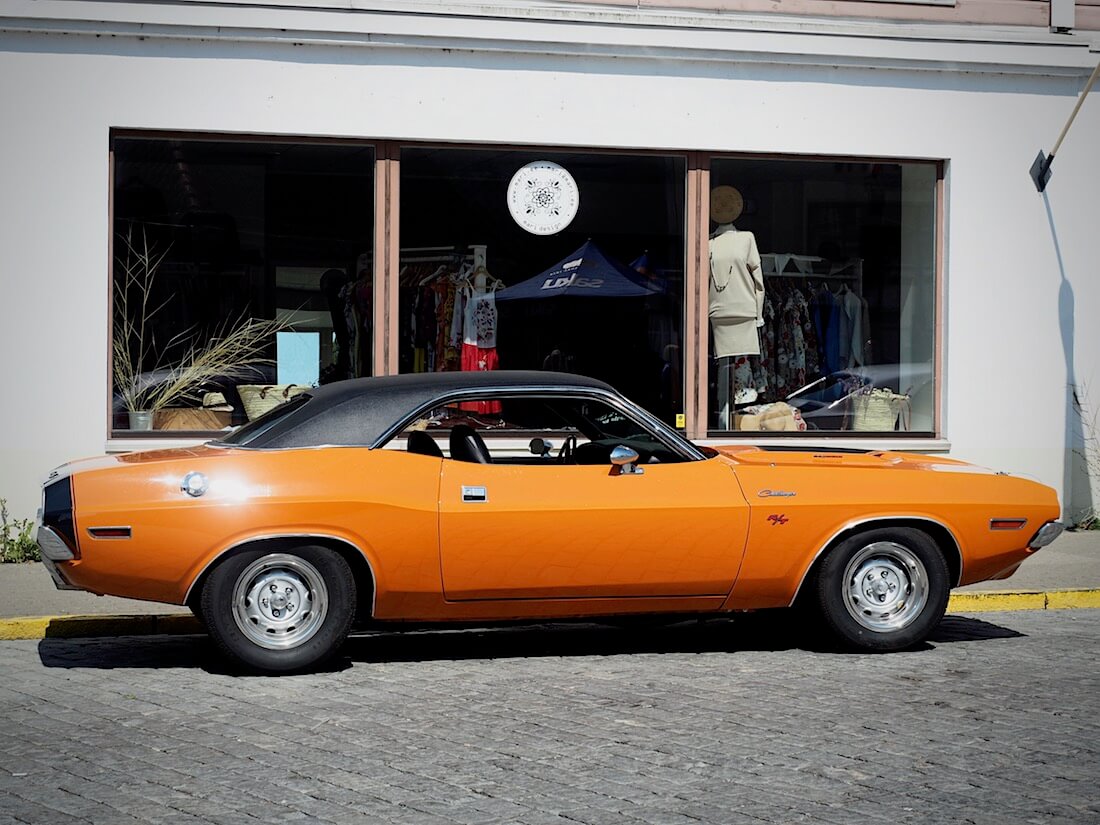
left=201, top=544, right=356, bottom=673
left=188, top=601, right=205, bottom=627
left=815, top=527, right=949, bottom=652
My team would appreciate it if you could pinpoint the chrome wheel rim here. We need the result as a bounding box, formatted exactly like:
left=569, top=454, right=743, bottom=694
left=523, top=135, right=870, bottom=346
left=843, top=541, right=928, bottom=633
left=232, top=554, right=328, bottom=650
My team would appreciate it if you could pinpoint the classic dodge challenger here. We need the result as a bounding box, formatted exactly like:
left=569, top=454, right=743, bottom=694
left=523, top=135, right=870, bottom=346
left=37, top=371, right=1063, bottom=672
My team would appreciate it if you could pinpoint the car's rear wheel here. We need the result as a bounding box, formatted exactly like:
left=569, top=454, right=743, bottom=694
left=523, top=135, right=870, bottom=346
left=201, top=545, right=356, bottom=673
left=815, top=527, right=949, bottom=651
left=188, top=601, right=205, bottom=627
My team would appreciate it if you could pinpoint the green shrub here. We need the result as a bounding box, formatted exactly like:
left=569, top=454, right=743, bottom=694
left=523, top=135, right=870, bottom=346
left=0, top=499, right=39, bottom=563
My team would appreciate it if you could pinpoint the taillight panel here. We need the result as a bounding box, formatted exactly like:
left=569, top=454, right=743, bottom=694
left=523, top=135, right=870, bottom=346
left=42, top=478, right=79, bottom=557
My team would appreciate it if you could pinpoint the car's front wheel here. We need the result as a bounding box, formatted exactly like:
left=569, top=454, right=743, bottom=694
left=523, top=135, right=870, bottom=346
left=815, top=527, right=949, bottom=651
left=201, top=545, right=356, bottom=673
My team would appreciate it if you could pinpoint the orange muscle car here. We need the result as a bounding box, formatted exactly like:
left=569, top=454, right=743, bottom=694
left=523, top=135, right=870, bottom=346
left=37, top=371, right=1063, bottom=672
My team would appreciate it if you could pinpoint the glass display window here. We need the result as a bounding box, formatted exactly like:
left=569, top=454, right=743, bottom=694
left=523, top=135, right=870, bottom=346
left=108, top=135, right=940, bottom=442
left=396, top=147, right=687, bottom=427
left=110, top=135, right=375, bottom=435
left=706, top=159, right=938, bottom=435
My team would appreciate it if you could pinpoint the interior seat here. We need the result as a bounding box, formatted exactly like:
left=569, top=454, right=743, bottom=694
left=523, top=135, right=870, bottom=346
left=449, top=424, right=492, bottom=464
left=407, top=430, right=443, bottom=458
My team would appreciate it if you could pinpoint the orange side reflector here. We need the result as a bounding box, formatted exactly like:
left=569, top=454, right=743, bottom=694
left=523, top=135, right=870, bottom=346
left=87, top=526, right=132, bottom=539
left=990, top=519, right=1027, bottom=531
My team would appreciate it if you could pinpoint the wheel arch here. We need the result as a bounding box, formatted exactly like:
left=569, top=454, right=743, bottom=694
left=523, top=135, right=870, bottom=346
left=184, top=534, right=377, bottom=622
left=789, top=517, right=962, bottom=608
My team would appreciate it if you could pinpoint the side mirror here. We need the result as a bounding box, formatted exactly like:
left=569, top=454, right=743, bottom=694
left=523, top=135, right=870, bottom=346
left=529, top=437, right=553, bottom=457
left=609, top=445, right=644, bottom=475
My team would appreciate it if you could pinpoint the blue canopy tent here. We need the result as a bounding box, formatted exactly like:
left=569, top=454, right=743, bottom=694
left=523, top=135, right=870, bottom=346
left=495, top=240, right=662, bottom=301
left=493, top=242, right=669, bottom=408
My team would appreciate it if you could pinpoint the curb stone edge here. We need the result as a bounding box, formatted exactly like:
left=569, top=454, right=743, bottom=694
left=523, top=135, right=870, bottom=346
left=0, top=589, right=1098, bottom=641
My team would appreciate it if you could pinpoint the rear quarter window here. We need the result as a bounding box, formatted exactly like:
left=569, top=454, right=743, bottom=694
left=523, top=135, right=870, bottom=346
left=217, top=394, right=311, bottom=446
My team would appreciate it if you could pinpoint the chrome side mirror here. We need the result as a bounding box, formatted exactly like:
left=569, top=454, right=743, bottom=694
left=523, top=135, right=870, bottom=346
left=610, top=445, right=644, bottom=475
left=529, top=437, right=553, bottom=457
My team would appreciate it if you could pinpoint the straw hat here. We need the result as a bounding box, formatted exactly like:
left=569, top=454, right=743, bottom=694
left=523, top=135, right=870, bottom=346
left=710, top=185, right=744, bottom=224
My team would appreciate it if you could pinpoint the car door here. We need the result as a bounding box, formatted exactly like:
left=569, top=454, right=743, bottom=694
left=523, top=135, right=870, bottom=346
left=439, top=456, right=750, bottom=600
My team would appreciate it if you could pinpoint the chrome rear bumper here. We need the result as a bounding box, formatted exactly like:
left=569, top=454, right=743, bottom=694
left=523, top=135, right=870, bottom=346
left=37, top=525, right=74, bottom=561
left=36, top=526, right=83, bottom=591
left=1028, top=521, right=1065, bottom=550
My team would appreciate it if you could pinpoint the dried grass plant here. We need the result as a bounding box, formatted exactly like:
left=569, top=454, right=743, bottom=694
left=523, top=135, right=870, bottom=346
left=113, top=225, right=288, bottom=414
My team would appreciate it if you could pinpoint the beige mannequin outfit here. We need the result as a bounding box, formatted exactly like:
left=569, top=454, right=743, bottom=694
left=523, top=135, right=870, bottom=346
left=708, top=224, right=764, bottom=357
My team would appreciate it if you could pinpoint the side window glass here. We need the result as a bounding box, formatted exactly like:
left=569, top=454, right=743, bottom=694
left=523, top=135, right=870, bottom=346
left=392, top=395, right=683, bottom=465
left=397, top=399, right=504, bottom=460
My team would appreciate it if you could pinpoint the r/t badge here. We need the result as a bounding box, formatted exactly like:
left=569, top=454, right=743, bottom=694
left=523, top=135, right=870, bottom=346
left=767, top=514, right=789, bottom=526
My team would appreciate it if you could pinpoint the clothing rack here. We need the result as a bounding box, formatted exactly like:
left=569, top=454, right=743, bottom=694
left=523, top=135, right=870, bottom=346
left=761, top=255, right=863, bottom=298
left=399, top=244, right=487, bottom=266
left=401, top=253, right=468, bottom=263
left=765, top=271, right=857, bottom=279
left=355, top=246, right=463, bottom=265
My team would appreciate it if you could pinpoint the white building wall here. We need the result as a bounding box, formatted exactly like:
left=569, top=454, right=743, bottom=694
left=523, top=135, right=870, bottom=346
left=0, top=5, right=1097, bottom=521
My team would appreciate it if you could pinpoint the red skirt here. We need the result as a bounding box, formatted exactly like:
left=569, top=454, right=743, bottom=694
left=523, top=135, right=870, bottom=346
left=459, top=343, right=501, bottom=414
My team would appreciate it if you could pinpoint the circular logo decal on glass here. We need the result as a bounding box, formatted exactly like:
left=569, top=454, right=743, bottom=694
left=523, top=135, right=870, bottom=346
left=507, top=161, right=580, bottom=236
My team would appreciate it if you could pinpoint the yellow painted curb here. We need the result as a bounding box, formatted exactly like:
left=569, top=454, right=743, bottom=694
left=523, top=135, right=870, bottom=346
left=0, top=617, right=53, bottom=640
left=0, top=613, right=200, bottom=641
left=948, top=592, right=1047, bottom=612
left=1047, top=590, right=1100, bottom=610
left=948, top=589, right=1100, bottom=613
left=1, top=592, right=1097, bottom=640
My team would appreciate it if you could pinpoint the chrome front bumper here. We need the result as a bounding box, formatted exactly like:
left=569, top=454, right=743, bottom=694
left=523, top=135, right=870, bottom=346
left=1028, top=521, right=1065, bottom=550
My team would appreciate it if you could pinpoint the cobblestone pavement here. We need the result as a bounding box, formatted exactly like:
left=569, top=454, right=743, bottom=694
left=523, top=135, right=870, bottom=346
left=1, top=610, right=1098, bottom=825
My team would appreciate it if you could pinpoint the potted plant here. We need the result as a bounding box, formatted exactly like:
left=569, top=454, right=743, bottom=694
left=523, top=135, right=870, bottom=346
left=113, top=226, right=287, bottom=430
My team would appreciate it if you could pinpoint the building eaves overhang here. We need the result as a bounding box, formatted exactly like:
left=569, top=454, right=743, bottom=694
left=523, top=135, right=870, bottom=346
left=2, top=0, right=1098, bottom=77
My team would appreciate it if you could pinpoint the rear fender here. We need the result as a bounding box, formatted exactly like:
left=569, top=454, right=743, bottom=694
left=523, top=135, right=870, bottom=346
left=181, top=531, right=380, bottom=616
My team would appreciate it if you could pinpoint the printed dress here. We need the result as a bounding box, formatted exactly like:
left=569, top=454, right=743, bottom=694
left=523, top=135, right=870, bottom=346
left=458, top=287, right=502, bottom=414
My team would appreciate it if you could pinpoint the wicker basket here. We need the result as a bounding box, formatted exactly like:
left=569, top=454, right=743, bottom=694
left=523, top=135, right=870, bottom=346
left=851, top=389, right=910, bottom=432
left=238, top=384, right=309, bottom=421
left=153, top=408, right=233, bottom=431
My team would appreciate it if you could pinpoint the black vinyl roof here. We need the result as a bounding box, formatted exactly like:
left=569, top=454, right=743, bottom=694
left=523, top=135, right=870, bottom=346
left=218, top=371, right=617, bottom=450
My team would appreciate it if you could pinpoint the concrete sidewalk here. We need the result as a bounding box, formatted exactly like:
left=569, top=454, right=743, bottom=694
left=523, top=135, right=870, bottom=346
left=1, top=529, right=1096, bottom=621
left=954, top=529, right=1100, bottom=592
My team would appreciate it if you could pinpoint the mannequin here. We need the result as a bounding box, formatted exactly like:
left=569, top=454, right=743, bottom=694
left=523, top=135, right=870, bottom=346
left=458, top=263, right=502, bottom=414
left=708, top=186, right=765, bottom=429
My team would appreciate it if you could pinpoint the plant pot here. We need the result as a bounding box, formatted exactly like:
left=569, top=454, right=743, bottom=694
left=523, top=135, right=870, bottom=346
left=128, top=410, right=154, bottom=431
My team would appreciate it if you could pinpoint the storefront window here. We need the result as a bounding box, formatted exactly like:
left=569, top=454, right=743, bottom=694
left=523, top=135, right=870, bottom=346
left=706, top=159, right=937, bottom=434
left=110, top=136, right=375, bottom=434
left=397, top=147, right=686, bottom=426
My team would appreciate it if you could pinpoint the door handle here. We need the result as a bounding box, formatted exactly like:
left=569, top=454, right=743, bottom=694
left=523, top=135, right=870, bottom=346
left=461, top=485, right=488, bottom=503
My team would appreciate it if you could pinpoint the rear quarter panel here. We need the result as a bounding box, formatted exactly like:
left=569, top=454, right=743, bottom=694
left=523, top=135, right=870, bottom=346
left=723, top=453, right=1060, bottom=609
left=68, top=447, right=442, bottom=608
